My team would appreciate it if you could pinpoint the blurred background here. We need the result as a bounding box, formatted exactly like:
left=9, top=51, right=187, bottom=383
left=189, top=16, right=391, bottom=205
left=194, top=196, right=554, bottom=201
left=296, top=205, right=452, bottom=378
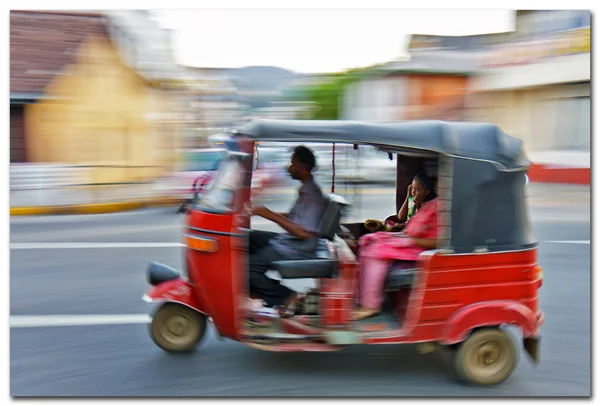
left=10, top=9, right=590, bottom=208
left=10, top=9, right=591, bottom=397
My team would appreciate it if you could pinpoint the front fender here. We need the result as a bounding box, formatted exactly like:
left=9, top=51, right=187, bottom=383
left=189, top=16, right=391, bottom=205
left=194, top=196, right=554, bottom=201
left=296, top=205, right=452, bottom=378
left=439, top=301, right=543, bottom=345
left=143, top=278, right=206, bottom=315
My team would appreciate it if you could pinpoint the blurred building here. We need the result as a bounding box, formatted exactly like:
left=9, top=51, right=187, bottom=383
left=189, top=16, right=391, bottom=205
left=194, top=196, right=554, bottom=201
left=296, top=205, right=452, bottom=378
left=342, top=10, right=590, bottom=184
left=340, top=42, right=493, bottom=123
left=252, top=101, right=315, bottom=120
left=181, top=66, right=244, bottom=145
left=468, top=10, right=590, bottom=184
left=10, top=10, right=189, bottom=185
left=172, top=65, right=305, bottom=143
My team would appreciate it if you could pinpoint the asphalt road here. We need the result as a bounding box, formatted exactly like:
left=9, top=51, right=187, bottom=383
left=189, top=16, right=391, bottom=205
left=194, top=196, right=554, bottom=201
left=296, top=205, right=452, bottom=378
left=10, top=183, right=591, bottom=396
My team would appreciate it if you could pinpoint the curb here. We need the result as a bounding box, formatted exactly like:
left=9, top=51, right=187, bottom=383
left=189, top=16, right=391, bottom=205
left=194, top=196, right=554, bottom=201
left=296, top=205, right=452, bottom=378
left=10, top=198, right=179, bottom=216
left=528, top=164, right=590, bottom=185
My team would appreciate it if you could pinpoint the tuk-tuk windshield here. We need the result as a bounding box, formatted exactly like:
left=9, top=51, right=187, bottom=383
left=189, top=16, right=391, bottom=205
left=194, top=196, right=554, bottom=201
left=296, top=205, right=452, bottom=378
left=184, top=149, right=227, bottom=172
left=195, top=156, right=244, bottom=213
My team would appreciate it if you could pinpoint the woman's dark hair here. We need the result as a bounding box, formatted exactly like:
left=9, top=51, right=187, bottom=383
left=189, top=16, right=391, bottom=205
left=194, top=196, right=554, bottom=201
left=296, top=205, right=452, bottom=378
left=293, top=145, right=317, bottom=171
left=413, top=173, right=437, bottom=202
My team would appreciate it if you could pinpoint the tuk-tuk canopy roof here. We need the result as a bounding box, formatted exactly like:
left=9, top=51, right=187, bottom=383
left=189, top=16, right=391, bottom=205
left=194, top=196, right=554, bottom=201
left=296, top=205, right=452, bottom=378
left=238, top=119, right=531, bottom=171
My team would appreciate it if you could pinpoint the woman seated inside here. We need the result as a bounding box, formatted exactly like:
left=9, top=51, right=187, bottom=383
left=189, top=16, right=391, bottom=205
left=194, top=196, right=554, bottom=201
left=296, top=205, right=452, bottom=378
left=354, top=173, right=439, bottom=320
left=364, top=181, right=421, bottom=233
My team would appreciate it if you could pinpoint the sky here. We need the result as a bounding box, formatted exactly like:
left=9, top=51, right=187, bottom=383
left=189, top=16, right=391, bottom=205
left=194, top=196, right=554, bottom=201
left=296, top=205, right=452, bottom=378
left=152, top=9, right=516, bottom=74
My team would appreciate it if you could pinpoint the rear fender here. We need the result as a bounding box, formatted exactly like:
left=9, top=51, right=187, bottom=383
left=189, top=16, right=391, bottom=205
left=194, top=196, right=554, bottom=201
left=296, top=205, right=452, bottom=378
left=143, top=278, right=206, bottom=314
left=439, top=300, right=541, bottom=345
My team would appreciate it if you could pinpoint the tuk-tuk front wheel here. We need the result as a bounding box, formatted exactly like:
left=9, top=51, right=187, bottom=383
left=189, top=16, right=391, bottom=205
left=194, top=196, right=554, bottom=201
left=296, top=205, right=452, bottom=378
left=150, top=303, right=206, bottom=353
left=453, top=328, right=520, bottom=386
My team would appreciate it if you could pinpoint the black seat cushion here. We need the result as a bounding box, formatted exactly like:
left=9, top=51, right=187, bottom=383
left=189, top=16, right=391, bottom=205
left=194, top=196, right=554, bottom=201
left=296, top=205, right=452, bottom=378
left=270, top=239, right=336, bottom=279
left=270, top=259, right=337, bottom=279
left=385, top=261, right=418, bottom=291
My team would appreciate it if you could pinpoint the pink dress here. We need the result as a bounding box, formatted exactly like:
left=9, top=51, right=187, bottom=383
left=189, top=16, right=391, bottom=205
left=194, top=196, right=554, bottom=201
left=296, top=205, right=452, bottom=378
left=357, top=198, right=438, bottom=308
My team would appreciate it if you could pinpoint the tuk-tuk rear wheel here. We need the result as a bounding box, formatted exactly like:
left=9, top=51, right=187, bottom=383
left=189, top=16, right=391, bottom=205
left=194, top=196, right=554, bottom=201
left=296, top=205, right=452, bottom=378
left=453, top=327, right=519, bottom=386
left=150, top=303, right=206, bottom=353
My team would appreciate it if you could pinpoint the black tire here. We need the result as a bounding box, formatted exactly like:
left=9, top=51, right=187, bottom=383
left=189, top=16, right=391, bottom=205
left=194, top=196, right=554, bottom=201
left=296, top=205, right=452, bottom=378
left=453, top=328, right=520, bottom=386
left=149, top=303, right=206, bottom=353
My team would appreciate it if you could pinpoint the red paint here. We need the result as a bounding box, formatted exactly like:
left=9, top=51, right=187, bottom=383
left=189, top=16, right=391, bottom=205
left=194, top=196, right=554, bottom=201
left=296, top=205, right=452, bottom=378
left=363, top=249, right=544, bottom=344
left=185, top=209, right=244, bottom=341
left=145, top=278, right=203, bottom=312
left=528, top=163, right=590, bottom=185
left=279, top=319, right=322, bottom=336
left=148, top=210, right=543, bottom=350
left=246, top=343, right=344, bottom=352
left=320, top=278, right=354, bottom=328
left=440, top=300, right=541, bottom=344
left=144, top=134, right=543, bottom=356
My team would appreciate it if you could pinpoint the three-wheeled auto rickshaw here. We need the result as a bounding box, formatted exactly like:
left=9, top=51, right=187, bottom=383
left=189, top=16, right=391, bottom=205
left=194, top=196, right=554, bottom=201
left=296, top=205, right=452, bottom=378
left=143, top=119, right=544, bottom=386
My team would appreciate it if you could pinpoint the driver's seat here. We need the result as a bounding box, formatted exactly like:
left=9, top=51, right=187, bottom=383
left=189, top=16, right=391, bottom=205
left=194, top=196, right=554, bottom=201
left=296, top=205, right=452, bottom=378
left=269, top=194, right=350, bottom=279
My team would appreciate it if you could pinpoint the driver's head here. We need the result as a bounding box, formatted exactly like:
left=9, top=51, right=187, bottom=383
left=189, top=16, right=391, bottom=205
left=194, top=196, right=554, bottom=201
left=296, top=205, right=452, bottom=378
left=288, top=145, right=316, bottom=181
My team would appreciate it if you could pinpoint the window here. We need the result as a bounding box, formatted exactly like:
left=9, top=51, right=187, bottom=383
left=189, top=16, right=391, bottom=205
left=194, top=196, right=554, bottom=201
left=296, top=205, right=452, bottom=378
left=10, top=105, right=27, bottom=163
left=196, top=157, right=244, bottom=213
left=184, top=150, right=227, bottom=172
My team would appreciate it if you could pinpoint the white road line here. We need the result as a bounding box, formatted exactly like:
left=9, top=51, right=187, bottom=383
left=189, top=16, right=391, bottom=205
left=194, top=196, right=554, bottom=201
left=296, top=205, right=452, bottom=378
left=10, top=242, right=184, bottom=250
left=531, top=216, right=590, bottom=222
left=10, top=314, right=151, bottom=328
left=544, top=240, right=590, bottom=245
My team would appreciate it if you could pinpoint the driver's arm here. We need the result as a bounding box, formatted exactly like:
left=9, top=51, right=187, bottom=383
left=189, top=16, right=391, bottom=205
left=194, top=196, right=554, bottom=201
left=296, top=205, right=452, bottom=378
left=258, top=208, right=313, bottom=240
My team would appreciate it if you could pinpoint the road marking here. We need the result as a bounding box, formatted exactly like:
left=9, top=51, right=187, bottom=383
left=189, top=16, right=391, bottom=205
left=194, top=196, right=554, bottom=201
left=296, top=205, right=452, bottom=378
left=10, top=242, right=184, bottom=250
left=531, top=216, right=590, bottom=222
left=545, top=240, right=590, bottom=245
left=10, top=314, right=151, bottom=328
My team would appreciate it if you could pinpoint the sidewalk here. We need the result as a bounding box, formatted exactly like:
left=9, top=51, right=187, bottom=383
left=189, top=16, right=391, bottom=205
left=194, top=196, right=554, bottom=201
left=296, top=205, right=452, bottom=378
left=527, top=151, right=590, bottom=185
left=10, top=183, right=179, bottom=216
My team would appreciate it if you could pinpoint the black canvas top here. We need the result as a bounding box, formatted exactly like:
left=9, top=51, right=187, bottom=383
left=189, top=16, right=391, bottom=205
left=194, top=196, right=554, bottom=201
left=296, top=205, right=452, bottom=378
left=239, top=119, right=531, bottom=171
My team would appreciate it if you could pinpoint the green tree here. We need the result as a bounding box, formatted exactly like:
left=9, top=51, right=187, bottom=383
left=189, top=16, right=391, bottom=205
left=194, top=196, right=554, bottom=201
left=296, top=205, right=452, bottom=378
left=300, top=66, right=382, bottom=120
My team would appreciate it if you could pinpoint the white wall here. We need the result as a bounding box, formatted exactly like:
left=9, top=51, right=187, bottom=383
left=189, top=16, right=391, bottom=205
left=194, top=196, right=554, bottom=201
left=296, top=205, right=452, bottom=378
left=467, top=82, right=590, bottom=167
left=342, top=76, right=408, bottom=122
left=471, top=53, right=590, bottom=91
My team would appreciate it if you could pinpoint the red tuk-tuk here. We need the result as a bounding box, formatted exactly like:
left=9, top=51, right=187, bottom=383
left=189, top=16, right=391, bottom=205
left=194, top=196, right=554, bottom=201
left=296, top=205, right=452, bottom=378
left=143, top=119, right=544, bottom=386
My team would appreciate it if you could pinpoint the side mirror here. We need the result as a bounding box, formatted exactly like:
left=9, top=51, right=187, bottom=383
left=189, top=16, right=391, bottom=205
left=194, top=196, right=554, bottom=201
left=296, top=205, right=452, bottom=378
left=253, top=145, right=260, bottom=171
left=192, top=178, right=202, bottom=199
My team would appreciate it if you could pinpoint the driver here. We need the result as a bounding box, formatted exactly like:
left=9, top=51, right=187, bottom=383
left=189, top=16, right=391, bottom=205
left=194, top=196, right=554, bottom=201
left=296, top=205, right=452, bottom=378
left=244, top=145, right=325, bottom=317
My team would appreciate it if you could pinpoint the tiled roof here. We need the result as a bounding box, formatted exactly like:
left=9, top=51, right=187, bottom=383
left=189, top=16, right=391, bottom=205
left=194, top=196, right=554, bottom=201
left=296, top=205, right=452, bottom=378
left=10, top=11, right=109, bottom=95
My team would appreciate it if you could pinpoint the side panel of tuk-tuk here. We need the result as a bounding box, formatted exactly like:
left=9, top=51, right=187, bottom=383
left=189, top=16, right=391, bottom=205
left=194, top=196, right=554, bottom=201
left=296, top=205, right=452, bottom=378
left=364, top=248, right=543, bottom=345
left=420, top=248, right=542, bottom=340
left=185, top=211, right=239, bottom=339
left=185, top=143, right=254, bottom=341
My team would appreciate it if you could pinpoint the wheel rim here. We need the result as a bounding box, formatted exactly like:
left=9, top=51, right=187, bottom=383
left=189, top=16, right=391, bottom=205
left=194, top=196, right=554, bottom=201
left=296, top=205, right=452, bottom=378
left=160, top=313, right=197, bottom=346
left=466, top=339, right=510, bottom=379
